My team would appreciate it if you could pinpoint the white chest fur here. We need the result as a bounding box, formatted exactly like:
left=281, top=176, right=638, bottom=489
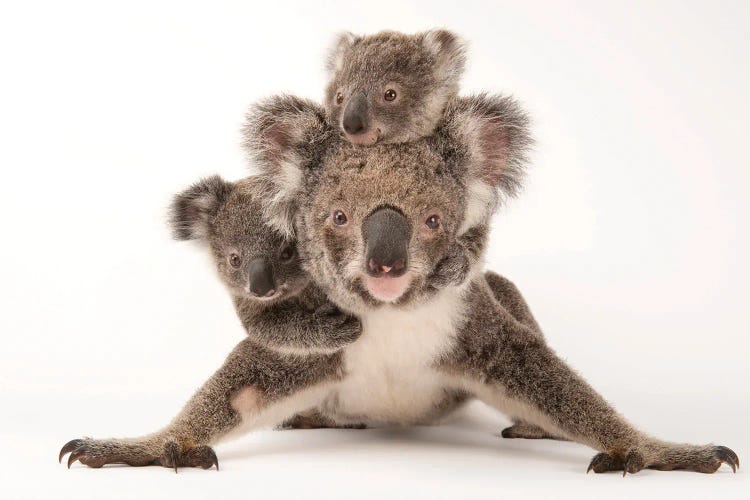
left=324, top=287, right=466, bottom=425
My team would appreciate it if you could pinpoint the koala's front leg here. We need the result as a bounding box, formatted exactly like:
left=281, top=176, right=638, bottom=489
left=440, top=285, right=739, bottom=474
left=240, top=299, right=362, bottom=352
left=60, top=338, right=342, bottom=471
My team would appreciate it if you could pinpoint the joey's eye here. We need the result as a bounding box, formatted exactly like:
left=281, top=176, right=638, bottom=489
left=229, top=253, right=241, bottom=268
left=384, top=89, right=397, bottom=102
left=425, top=214, right=441, bottom=230
left=332, top=210, right=349, bottom=227
left=335, top=92, right=344, bottom=105
left=279, top=245, right=295, bottom=262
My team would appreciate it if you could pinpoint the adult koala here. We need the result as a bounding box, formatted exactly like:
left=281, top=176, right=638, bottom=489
left=244, top=94, right=739, bottom=474
left=60, top=94, right=738, bottom=474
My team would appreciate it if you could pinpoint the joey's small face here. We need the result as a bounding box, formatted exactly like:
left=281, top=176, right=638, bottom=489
left=325, top=30, right=464, bottom=146
left=300, top=141, right=466, bottom=308
left=209, top=187, right=307, bottom=302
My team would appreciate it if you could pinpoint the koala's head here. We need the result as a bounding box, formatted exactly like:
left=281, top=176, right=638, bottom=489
left=299, top=142, right=467, bottom=307
left=169, top=175, right=308, bottom=302
left=246, top=93, right=531, bottom=311
left=324, top=29, right=466, bottom=147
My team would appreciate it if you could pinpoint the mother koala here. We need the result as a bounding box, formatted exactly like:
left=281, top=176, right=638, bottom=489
left=60, top=95, right=738, bottom=474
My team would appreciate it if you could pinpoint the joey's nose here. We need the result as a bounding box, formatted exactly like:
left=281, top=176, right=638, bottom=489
left=342, top=91, right=369, bottom=135
left=248, top=258, right=276, bottom=297
left=362, top=206, right=411, bottom=278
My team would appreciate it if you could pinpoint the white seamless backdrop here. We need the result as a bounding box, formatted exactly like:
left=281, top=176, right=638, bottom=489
left=0, top=1, right=747, bottom=499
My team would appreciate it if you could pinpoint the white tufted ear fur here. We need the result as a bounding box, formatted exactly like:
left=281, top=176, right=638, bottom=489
left=422, top=29, right=467, bottom=89
left=168, top=175, right=234, bottom=241
left=326, top=31, right=360, bottom=73
left=440, top=93, right=533, bottom=232
left=242, top=95, right=331, bottom=236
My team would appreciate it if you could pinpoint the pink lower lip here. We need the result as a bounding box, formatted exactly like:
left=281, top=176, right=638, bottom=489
left=365, top=274, right=410, bottom=302
left=347, top=129, right=380, bottom=145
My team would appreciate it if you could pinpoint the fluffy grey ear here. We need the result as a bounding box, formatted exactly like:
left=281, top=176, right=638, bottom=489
left=437, top=94, right=533, bottom=232
left=242, top=94, right=331, bottom=236
left=446, top=93, right=532, bottom=196
left=326, top=31, right=359, bottom=73
left=422, top=29, right=466, bottom=89
left=168, top=175, right=233, bottom=241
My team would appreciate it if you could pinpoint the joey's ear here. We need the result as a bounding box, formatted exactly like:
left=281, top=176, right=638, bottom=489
left=422, top=29, right=466, bottom=87
left=326, top=31, right=359, bottom=73
left=242, top=94, right=331, bottom=236
left=446, top=93, right=533, bottom=198
left=168, top=175, right=233, bottom=241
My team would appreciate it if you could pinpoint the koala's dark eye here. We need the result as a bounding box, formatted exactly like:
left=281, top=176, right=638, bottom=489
left=279, top=245, right=296, bottom=263
left=335, top=92, right=344, bottom=105
left=425, top=214, right=441, bottom=230
left=384, top=89, right=397, bottom=102
left=229, top=253, right=241, bottom=268
left=332, top=210, right=349, bottom=227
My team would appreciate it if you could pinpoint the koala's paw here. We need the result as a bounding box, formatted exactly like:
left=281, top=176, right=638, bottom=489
left=313, top=305, right=362, bottom=344
left=428, top=246, right=471, bottom=289
left=501, top=422, right=566, bottom=440
left=59, top=438, right=218, bottom=472
left=587, top=445, right=739, bottom=475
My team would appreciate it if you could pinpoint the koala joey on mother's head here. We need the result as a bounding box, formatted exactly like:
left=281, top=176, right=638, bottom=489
left=325, top=29, right=466, bottom=146
left=323, top=29, right=531, bottom=289
left=169, top=175, right=361, bottom=353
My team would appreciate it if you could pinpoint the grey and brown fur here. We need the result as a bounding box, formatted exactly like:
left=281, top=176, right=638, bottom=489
left=325, top=29, right=466, bottom=145
left=169, top=175, right=361, bottom=352
left=60, top=93, right=738, bottom=474
left=324, top=30, right=531, bottom=298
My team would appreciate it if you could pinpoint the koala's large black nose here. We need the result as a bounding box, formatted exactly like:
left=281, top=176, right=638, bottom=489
left=248, top=258, right=276, bottom=297
left=362, top=206, right=411, bottom=278
left=342, top=91, right=369, bottom=135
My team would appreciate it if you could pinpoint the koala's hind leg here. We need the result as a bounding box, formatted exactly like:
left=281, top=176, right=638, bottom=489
left=501, top=419, right=566, bottom=441
left=484, top=271, right=542, bottom=335
left=442, top=284, right=739, bottom=474
left=279, top=409, right=367, bottom=430
left=483, top=272, right=565, bottom=440
left=60, top=339, right=342, bottom=471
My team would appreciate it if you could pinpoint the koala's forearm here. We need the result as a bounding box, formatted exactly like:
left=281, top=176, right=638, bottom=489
left=60, top=338, right=342, bottom=469
left=238, top=298, right=361, bottom=352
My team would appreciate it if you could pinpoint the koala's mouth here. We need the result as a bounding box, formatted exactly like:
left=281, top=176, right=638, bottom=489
left=243, top=282, right=289, bottom=302
left=346, top=127, right=381, bottom=146
left=364, top=273, right=412, bottom=303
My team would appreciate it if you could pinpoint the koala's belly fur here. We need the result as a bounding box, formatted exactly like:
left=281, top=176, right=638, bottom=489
left=320, top=287, right=467, bottom=425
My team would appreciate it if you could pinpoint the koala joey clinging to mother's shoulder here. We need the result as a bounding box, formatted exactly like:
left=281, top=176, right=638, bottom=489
left=169, top=175, right=361, bottom=353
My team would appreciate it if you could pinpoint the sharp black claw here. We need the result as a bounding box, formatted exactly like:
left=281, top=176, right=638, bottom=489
left=59, top=439, right=84, bottom=464
left=67, top=448, right=86, bottom=469
left=715, top=446, right=739, bottom=472
left=716, top=446, right=740, bottom=472
left=163, top=441, right=180, bottom=473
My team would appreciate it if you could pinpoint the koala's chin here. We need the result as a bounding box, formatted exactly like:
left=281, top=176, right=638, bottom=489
left=349, top=273, right=428, bottom=310
left=363, top=273, right=412, bottom=303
